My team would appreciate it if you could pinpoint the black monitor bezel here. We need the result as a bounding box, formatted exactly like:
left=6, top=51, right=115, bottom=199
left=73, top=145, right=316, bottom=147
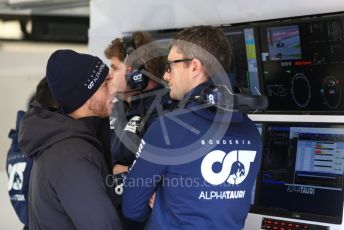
left=249, top=122, right=266, bottom=207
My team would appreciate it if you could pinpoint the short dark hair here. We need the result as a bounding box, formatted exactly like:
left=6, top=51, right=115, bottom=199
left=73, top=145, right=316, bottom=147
left=104, top=31, right=165, bottom=80
left=35, top=77, right=59, bottom=110
left=171, top=25, right=232, bottom=75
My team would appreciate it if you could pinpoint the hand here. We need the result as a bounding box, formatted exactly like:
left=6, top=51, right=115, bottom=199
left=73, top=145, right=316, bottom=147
left=112, top=164, right=128, bottom=174
left=149, top=193, right=156, bottom=209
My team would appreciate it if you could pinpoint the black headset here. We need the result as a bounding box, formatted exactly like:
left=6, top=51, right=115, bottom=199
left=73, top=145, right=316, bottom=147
left=122, top=36, right=150, bottom=91
left=194, top=84, right=269, bottom=112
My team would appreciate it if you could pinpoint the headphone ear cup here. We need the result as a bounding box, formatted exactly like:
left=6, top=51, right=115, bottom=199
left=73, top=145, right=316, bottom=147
left=126, top=68, right=149, bottom=91
left=122, top=36, right=136, bottom=55
left=200, top=86, right=223, bottom=105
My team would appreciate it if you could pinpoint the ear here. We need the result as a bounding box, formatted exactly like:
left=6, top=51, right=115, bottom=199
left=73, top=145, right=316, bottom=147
left=127, top=65, right=133, bottom=73
left=190, top=58, right=204, bottom=76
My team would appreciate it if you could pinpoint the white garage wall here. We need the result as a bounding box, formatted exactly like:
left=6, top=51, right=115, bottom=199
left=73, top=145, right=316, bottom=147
left=0, top=42, right=87, bottom=230
left=89, top=0, right=344, bottom=60
left=89, top=0, right=344, bottom=123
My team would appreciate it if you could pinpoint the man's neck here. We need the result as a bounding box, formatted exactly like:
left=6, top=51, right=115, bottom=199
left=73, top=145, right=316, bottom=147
left=185, top=75, right=209, bottom=97
left=68, top=106, right=93, bottom=119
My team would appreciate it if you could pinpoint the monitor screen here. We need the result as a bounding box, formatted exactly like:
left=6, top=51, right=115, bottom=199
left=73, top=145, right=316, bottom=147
left=267, top=25, right=302, bottom=61
left=252, top=122, right=344, bottom=224
left=224, top=26, right=262, bottom=95
left=259, top=15, right=344, bottom=113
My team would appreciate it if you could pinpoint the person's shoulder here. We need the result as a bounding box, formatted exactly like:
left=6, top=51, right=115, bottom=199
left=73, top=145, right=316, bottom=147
left=142, top=108, right=201, bottom=149
left=229, top=114, right=261, bottom=140
left=46, top=137, right=102, bottom=162
left=147, top=108, right=187, bottom=131
left=39, top=138, right=105, bottom=179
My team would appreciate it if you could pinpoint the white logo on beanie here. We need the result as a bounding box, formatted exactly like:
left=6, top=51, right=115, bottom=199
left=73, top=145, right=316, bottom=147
left=84, top=61, right=106, bottom=90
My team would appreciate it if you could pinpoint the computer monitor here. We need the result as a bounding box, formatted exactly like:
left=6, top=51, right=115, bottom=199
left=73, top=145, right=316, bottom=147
left=148, top=26, right=262, bottom=96
left=252, top=122, right=344, bottom=224
left=224, top=26, right=262, bottom=95
left=250, top=122, right=264, bottom=205
left=259, top=14, right=344, bottom=113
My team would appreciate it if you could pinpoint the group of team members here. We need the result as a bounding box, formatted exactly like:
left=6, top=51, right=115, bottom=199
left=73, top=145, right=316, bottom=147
left=11, top=25, right=262, bottom=230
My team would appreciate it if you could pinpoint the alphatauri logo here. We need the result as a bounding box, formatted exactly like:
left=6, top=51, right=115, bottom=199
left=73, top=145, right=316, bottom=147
left=201, top=150, right=256, bottom=185
left=7, top=162, right=26, bottom=191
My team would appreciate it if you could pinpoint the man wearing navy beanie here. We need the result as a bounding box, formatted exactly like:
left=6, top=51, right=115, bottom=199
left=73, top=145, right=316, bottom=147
left=46, top=49, right=110, bottom=115
left=19, top=49, right=123, bottom=229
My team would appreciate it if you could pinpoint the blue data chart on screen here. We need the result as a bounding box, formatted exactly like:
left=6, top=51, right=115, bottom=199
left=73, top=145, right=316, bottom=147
left=290, top=128, right=344, bottom=192
left=295, top=132, right=344, bottom=178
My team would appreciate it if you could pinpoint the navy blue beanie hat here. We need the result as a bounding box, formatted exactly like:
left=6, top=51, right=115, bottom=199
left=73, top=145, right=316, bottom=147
left=46, top=49, right=109, bottom=113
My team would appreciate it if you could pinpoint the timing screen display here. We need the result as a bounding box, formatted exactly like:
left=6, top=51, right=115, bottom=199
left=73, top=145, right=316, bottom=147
left=254, top=123, right=344, bottom=224
left=260, top=16, right=344, bottom=113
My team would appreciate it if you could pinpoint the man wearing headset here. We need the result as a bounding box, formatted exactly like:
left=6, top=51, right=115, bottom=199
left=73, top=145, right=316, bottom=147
left=122, top=26, right=262, bottom=230
left=105, top=31, right=175, bottom=229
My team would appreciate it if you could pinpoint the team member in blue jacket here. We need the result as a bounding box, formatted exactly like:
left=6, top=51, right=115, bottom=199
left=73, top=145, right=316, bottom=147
left=122, top=25, right=262, bottom=230
left=6, top=78, right=60, bottom=229
left=105, top=31, right=174, bottom=174
left=7, top=109, right=33, bottom=230
left=105, top=31, right=176, bottom=230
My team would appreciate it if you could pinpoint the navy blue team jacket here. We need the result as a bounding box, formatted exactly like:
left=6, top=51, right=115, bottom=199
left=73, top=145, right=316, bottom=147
left=6, top=110, right=33, bottom=227
left=111, top=87, right=175, bottom=167
left=122, top=82, right=262, bottom=230
left=110, top=88, right=176, bottom=229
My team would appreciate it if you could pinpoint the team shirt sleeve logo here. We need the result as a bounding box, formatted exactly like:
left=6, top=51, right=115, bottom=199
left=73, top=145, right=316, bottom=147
left=124, top=116, right=142, bottom=134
